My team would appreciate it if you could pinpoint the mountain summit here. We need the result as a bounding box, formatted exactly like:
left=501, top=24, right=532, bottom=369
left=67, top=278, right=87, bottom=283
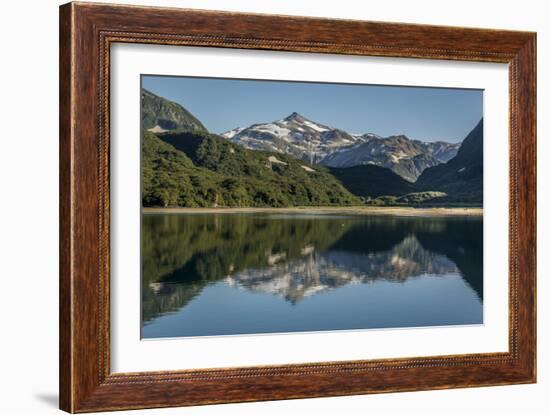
left=284, top=111, right=306, bottom=122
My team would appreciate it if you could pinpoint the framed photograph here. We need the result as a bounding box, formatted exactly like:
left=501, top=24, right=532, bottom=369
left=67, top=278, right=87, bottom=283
left=59, top=2, right=536, bottom=412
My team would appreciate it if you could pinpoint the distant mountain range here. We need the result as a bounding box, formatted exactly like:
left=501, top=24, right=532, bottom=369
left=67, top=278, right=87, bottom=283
left=222, top=111, right=460, bottom=181
left=141, top=88, right=483, bottom=206
left=321, top=134, right=459, bottom=182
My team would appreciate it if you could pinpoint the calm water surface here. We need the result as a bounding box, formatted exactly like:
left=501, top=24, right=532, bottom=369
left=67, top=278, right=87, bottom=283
left=141, top=213, right=483, bottom=338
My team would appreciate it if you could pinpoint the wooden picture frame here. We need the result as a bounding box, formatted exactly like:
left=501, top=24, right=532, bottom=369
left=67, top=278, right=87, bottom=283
left=59, top=2, right=536, bottom=412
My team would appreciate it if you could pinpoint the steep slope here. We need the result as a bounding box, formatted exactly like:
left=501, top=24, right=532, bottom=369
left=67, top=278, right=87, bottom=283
left=142, top=130, right=362, bottom=208
left=416, top=119, right=483, bottom=203
left=321, top=134, right=459, bottom=182
left=141, top=88, right=208, bottom=133
left=222, top=112, right=366, bottom=164
left=329, top=164, right=416, bottom=198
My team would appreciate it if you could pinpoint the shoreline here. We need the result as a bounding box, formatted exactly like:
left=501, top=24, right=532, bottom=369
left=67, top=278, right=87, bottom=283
left=143, top=206, right=483, bottom=217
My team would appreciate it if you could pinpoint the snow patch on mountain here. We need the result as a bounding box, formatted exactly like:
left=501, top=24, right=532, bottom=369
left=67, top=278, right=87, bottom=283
left=148, top=125, right=169, bottom=133
left=303, top=120, right=329, bottom=132
left=222, top=127, right=245, bottom=139
left=268, top=156, right=288, bottom=165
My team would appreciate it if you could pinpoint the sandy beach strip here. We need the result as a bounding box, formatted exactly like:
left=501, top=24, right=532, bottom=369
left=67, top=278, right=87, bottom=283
left=142, top=206, right=483, bottom=217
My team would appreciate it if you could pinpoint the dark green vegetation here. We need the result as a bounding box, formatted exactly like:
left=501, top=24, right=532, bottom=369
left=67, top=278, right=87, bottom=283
left=142, top=130, right=361, bottom=207
left=329, top=164, right=416, bottom=198
left=142, top=213, right=483, bottom=322
left=141, top=89, right=483, bottom=207
left=416, top=119, right=483, bottom=203
left=141, top=88, right=207, bottom=133
left=366, top=191, right=448, bottom=206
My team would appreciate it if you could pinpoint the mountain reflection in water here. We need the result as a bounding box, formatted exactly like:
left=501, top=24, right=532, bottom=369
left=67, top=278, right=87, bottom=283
left=224, top=235, right=461, bottom=304
left=141, top=213, right=483, bottom=337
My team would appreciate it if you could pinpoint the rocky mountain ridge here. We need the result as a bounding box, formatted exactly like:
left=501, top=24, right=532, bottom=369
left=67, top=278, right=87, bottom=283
left=222, top=112, right=460, bottom=181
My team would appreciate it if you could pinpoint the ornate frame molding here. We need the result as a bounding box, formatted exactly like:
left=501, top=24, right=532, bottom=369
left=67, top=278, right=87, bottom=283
left=60, top=2, right=536, bottom=412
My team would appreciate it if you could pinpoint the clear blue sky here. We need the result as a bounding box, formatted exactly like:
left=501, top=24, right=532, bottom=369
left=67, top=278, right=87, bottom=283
left=142, top=75, right=482, bottom=143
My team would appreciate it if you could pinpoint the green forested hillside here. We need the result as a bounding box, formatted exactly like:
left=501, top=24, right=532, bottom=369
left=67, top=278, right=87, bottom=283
left=141, top=89, right=208, bottom=133
left=142, top=130, right=362, bottom=207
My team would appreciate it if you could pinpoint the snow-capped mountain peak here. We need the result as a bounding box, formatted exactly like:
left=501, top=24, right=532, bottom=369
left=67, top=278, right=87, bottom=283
left=221, top=112, right=360, bottom=163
